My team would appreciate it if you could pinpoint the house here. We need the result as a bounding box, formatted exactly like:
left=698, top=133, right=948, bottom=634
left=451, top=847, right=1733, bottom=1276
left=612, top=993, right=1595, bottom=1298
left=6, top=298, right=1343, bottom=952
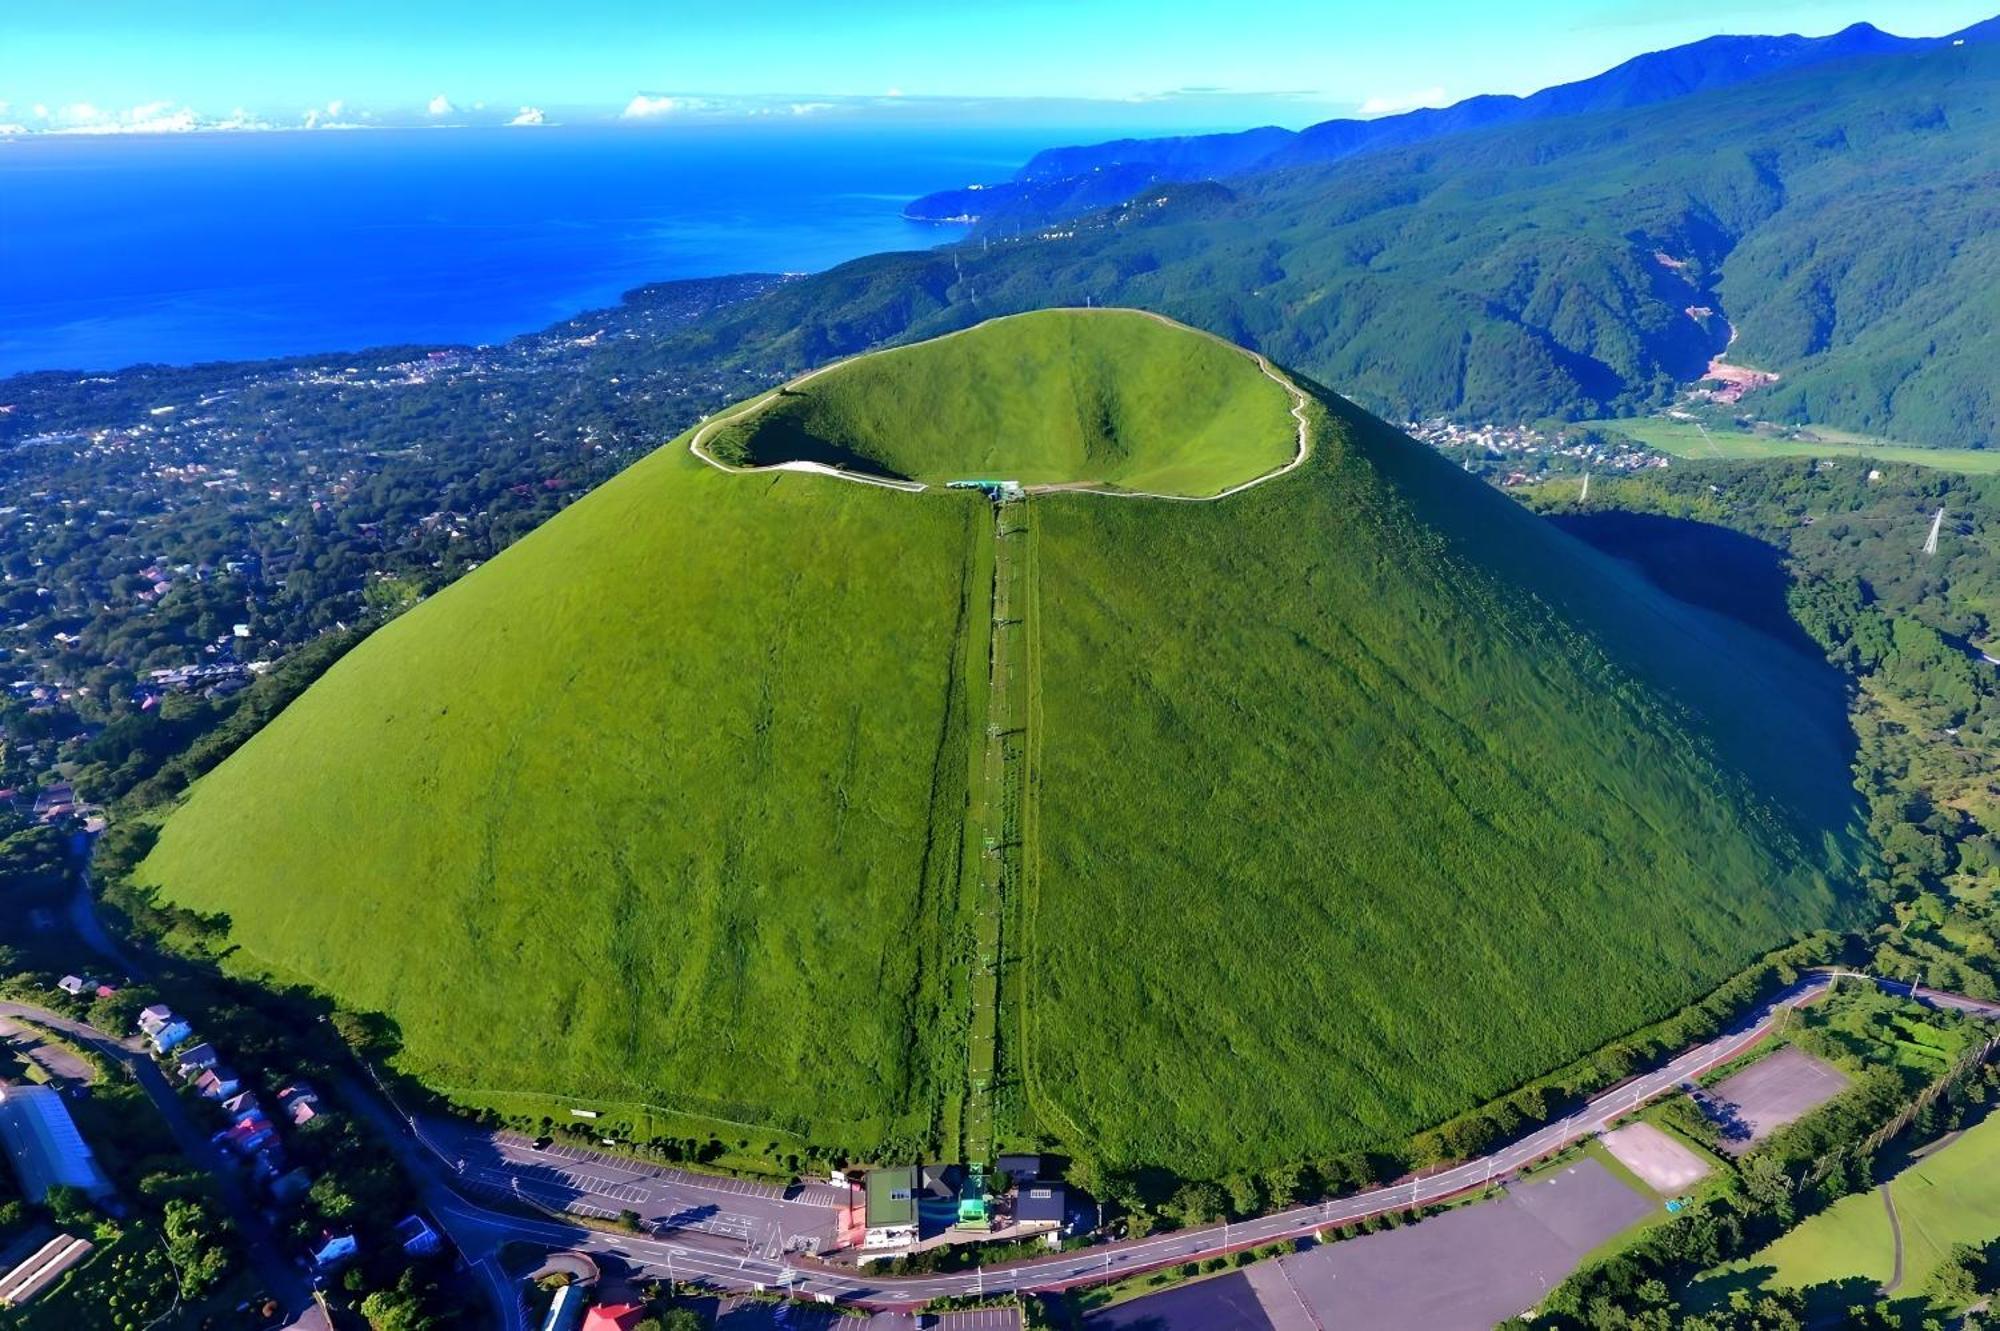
left=995, top=1153, right=1043, bottom=1184
left=92, top=984, right=116, bottom=999
left=220, top=1091, right=259, bottom=1117
left=0, top=1232, right=94, bottom=1307
left=0, top=1085, right=113, bottom=1202
left=541, top=1283, right=588, bottom=1331
left=136, top=1005, right=174, bottom=1037
left=269, top=1167, right=312, bottom=1204
left=581, top=1303, right=646, bottom=1331
left=863, top=1165, right=919, bottom=1250
left=54, top=976, right=87, bottom=997
left=174, top=1043, right=219, bottom=1075
left=150, top=1021, right=194, bottom=1055
left=918, top=1163, right=962, bottom=1203
left=277, top=1082, right=323, bottom=1123
left=194, top=1068, right=241, bottom=1101
left=1014, top=1182, right=1066, bottom=1234
left=395, top=1214, right=442, bottom=1257
left=218, top=1120, right=275, bottom=1156
left=311, top=1234, right=357, bottom=1270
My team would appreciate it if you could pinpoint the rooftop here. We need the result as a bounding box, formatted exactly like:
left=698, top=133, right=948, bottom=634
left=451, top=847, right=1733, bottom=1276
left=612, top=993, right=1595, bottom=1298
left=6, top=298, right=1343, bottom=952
left=0, top=1086, right=111, bottom=1202
left=864, top=1165, right=918, bottom=1229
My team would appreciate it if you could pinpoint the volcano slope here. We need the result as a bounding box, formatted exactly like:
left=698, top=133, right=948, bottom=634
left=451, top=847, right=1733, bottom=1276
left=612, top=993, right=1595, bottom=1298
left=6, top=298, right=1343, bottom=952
left=135, top=308, right=1860, bottom=1174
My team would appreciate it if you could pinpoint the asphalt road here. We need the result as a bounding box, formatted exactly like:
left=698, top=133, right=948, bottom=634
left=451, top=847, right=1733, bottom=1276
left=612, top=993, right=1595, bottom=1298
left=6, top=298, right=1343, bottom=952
left=0, top=1000, right=333, bottom=1331
left=39, top=918, right=2000, bottom=1323
left=350, top=970, right=2000, bottom=1313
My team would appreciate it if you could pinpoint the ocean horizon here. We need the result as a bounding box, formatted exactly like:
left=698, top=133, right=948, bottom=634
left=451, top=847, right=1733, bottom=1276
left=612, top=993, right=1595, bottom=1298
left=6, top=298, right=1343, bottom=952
left=0, top=123, right=1095, bottom=378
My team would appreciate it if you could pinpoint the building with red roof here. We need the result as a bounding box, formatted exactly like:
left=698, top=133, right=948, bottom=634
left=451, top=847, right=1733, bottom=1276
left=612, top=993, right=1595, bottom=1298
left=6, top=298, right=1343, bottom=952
left=580, top=1304, right=647, bottom=1331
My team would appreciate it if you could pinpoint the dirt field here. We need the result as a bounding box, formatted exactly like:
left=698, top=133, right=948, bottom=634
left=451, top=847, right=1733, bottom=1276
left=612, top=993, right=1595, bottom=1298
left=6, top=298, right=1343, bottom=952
left=1601, top=1121, right=1712, bottom=1194
left=1699, top=1046, right=1850, bottom=1155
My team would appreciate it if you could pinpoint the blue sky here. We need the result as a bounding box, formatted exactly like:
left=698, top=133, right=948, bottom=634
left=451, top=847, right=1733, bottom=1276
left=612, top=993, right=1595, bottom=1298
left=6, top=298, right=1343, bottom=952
left=5, top=0, right=1995, bottom=134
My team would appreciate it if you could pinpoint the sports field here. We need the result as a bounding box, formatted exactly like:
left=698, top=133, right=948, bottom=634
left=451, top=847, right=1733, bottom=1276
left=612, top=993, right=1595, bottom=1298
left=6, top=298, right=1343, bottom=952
left=1709, top=1109, right=2000, bottom=1300
left=1590, top=418, right=2000, bottom=473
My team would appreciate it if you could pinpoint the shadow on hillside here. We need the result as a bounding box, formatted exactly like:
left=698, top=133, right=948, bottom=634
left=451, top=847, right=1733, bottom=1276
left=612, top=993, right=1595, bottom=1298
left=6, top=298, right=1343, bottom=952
left=1548, top=512, right=1821, bottom=658
left=725, top=401, right=914, bottom=482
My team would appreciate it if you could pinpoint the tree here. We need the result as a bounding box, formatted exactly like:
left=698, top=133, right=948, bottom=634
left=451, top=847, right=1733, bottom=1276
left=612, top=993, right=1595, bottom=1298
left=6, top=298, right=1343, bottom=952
left=1165, top=1180, right=1225, bottom=1229
left=161, top=1197, right=235, bottom=1297
left=1928, top=1242, right=1984, bottom=1308
left=361, top=1270, right=438, bottom=1331
left=45, top=1183, right=95, bottom=1230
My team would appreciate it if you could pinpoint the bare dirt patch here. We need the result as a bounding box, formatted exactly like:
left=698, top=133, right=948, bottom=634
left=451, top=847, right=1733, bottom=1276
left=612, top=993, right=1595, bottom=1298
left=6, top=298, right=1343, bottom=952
left=1697, top=1045, right=1850, bottom=1155
left=1600, top=1121, right=1711, bottom=1195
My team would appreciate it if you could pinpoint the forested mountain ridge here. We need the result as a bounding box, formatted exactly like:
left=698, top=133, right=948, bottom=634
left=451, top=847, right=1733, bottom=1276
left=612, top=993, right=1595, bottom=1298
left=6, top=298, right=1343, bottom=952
left=664, top=37, right=2000, bottom=448
left=905, top=18, right=1998, bottom=228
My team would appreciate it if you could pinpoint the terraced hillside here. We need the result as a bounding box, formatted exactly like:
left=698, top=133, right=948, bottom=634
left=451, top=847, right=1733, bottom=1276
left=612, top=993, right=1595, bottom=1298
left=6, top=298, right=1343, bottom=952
left=136, top=309, right=1862, bottom=1174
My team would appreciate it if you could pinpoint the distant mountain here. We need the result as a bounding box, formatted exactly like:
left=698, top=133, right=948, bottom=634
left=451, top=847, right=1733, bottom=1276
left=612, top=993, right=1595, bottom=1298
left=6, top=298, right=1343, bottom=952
left=906, top=18, right=1998, bottom=227
left=671, top=35, right=2000, bottom=448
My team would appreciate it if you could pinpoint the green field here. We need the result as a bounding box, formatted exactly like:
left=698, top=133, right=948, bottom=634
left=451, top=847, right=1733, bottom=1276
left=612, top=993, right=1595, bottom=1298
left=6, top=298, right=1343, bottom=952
left=1707, top=1108, right=2000, bottom=1301
left=139, top=310, right=1861, bottom=1175
left=139, top=423, right=988, bottom=1152
left=1592, top=418, right=2000, bottom=474
left=1022, top=392, right=1860, bottom=1173
left=705, top=308, right=1299, bottom=497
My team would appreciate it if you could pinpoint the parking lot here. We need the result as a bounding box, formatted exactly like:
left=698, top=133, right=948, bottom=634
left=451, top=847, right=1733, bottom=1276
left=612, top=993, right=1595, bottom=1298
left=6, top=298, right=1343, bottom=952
left=1697, top=1046, right=1850, bottom=1154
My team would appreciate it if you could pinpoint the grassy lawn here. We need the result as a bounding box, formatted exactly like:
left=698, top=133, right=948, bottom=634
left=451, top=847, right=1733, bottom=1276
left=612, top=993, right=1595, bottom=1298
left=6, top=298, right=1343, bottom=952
left=1704, top=1109, right=2000, bottom=1303
left=707, top=308, right=1299, bottom=497
left=1590, top=417, right=2000, bottom=474
left=141, top=433, right=988, bottom=1157
left=1023, top=392, right=1861, bottom=1175
left=139, top=311, right=1864, bottom=1176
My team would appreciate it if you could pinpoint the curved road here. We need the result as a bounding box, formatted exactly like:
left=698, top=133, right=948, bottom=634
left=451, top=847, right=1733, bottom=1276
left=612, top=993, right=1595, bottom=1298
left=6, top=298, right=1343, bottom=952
left=48, top=898, right=2000, bottom=1318
left=355, top=970, right=1999, bottom=1311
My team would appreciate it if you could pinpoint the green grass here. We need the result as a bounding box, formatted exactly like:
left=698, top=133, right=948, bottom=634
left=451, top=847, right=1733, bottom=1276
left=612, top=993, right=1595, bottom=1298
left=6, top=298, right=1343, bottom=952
left=1022, top=391, right=1861, bottom=1175
left=1591, top=418, right=2000, bottom=474
left=1707, top=1109, right=2000, bottom=1301
left=706, top=308, right=1298, bottom=497
left=140, top=418, right=989, bottom=1155
left=140, top=311, right=1862, bottom=1176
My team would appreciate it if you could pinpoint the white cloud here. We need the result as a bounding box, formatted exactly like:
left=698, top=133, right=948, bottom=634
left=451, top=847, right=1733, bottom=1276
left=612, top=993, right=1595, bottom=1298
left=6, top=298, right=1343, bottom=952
left=1356, top=86, right=1449, bottom=117
left=303, top=108, right=321, bottom=129
left=0, top=124, right=25, bottom=137
left=32, top=104, right=48, bottom=119
left=789, top=102, right=836, bottom=116
left=427, top=93, right=455, bottom=116
left=508, top=106, right=546, bottom=126
left=45, top=100, right=203, bottom=134
left=325, top=99, right=344, bottom=117
left=884, top=87, right=904, bottom=98
left=621, top=94, right=681, bottom=119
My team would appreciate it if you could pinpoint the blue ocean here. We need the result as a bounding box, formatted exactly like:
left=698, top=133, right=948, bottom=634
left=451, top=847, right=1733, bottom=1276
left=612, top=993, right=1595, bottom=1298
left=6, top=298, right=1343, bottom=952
left=0, top=124, right=1077, bottom=377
